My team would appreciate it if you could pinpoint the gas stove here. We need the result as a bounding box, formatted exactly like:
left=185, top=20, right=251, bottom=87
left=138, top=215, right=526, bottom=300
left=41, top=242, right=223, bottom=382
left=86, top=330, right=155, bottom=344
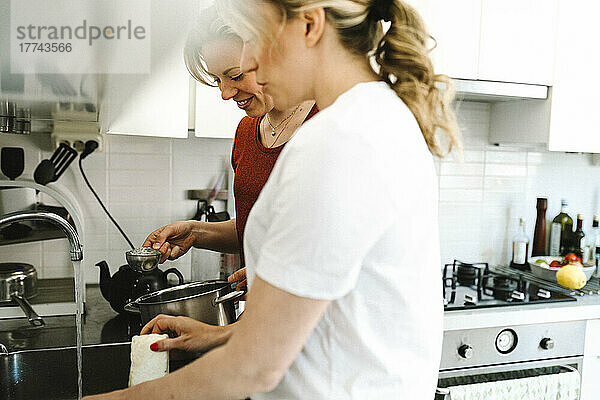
left=442, top=260, right=577, bottom=311
left=437, top=261, right=584, bottom=399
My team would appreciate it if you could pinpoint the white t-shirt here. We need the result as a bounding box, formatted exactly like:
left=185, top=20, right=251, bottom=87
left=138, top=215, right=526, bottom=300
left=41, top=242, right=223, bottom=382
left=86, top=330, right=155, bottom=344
left=243, top=81, right=443, bottom=399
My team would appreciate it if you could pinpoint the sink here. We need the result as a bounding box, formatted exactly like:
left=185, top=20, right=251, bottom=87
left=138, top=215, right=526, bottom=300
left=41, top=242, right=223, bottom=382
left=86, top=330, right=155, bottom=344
left=0, top=343, right=197, bottom=399
left=0, top=343, right=131, bottom=399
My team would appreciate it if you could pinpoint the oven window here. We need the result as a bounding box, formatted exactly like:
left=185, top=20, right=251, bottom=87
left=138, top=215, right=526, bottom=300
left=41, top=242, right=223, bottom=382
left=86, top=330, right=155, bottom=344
left=439, top=365, right=576, bottom=387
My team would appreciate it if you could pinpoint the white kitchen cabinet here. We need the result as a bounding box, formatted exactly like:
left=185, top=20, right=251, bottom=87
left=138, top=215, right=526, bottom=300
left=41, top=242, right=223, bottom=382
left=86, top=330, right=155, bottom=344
left=407, top=0, right=480, bottom=80
left=408, top=0, right=556, bottom=85
left=478, top=0, right=557, bottom=85
left=194, top=81, right=246, bottom=139
left=99, top=0, right=199, bottom=138
left=483, top=0, right=600, bottom=153
left=547, top=0, right=600, bottom=153
left=581, top=319, right=600, bottom=400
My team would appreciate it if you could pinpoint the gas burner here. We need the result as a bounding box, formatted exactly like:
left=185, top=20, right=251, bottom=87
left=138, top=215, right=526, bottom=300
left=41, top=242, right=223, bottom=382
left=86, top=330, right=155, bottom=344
left=486, top=275, right=520, bottom=301
left=442, top=260, right=577, bottom=311
left=443, top=260, right=490, bottom=304
left=492, top=276, right=516, bottom=289
left=456, top=264, right=478, bottom=286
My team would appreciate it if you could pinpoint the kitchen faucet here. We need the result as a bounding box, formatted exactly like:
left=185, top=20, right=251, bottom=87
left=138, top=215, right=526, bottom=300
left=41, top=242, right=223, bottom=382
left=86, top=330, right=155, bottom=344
left=0, top=211, right=83, bottom=261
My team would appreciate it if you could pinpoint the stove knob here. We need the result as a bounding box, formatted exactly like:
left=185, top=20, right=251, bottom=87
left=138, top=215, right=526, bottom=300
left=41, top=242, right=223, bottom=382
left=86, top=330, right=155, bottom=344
left=540, top=338, right=555, bottom=350
left=458, top=344, right=474, bottom=359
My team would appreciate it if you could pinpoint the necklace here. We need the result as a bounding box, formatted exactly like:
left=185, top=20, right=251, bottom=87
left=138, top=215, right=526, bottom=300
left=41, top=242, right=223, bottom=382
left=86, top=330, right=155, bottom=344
left=266, top=105, right=300, bottom=136
left=266, top=111, right=291, bottom=149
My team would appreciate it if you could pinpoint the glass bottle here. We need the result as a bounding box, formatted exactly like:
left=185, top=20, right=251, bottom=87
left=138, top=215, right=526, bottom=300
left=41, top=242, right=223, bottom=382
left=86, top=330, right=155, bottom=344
left=549, top=199, right=573, bottom=256
left=590, top=216, right=600, bottom=276
left=532, top=198, right=547, bottom=256
left=511, top=218, right=530, bottom=270
left=572, top=214, right=585, bottom=260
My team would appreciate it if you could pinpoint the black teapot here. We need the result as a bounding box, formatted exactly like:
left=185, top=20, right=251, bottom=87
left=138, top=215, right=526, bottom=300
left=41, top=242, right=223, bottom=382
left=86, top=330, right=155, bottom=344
left=96, top=255, right=184, bottom=314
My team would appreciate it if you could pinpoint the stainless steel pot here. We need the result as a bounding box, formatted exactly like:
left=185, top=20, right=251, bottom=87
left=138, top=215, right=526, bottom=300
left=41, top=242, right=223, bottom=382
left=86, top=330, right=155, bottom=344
left=0, top=263, right=45, bottom=326
left=124, top=280, right=245, bottom=326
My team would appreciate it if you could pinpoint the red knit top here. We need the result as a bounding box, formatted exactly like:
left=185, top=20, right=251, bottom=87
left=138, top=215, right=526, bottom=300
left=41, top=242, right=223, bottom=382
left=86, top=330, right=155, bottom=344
left=231, top=105, right=319, bottom=266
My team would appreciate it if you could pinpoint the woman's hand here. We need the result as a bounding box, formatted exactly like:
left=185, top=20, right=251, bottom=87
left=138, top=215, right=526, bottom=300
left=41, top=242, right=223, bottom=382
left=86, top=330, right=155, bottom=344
left=140, top=314, right=232, bottom=353
left=143, top=221, right=197, bottom=263
left=227, top=268, right=248, bottom=293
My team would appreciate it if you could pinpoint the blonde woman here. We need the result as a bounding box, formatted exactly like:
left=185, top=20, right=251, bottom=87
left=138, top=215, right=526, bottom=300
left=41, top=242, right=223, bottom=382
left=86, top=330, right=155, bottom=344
left=143, top=6, right=317, bottom=290
left=85, top=1, right=460, bottom=399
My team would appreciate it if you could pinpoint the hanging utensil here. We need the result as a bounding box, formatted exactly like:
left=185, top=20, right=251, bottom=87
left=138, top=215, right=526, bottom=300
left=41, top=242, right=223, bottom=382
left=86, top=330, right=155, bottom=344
left=33, top=160, right=55, bottom=185
left=1, top=147, right=24, bottom=180
left=33, top=143, right=77, bottom=185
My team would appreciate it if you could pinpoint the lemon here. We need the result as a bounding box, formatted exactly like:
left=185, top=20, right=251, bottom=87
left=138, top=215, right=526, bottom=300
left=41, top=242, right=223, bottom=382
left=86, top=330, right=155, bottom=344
left=556, top=264, right=587, bottom=290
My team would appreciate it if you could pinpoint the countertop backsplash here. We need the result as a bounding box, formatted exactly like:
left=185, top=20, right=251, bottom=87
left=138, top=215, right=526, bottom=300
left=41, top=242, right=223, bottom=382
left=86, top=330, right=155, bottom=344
left=437, top=102, right=600, bottom=266
left=0, top=101, right=599, bottom=283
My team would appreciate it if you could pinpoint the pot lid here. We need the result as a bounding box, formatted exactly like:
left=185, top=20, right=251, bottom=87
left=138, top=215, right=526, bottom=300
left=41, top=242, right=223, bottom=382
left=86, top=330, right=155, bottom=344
left=0, top=262, right=36, bottom=278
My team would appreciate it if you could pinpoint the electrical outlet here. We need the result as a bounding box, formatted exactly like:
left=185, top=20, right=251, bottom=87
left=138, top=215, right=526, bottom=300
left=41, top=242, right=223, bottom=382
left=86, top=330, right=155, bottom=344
left=51, top=120, right=103, bottom=153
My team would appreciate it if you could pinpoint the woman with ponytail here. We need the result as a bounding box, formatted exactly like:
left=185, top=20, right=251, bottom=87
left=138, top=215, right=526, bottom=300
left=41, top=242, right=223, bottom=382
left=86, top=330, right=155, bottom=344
left=85, top=1, right=460, bottom=399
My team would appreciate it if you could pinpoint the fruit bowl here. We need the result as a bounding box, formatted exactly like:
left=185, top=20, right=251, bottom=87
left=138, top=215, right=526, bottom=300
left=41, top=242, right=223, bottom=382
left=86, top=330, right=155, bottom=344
left=528, top=256, right=595, bottom=283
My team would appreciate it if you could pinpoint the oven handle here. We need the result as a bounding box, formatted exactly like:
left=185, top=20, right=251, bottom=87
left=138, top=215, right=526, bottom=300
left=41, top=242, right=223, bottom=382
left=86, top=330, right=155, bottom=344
left=434, top=387, right=451, bottom=400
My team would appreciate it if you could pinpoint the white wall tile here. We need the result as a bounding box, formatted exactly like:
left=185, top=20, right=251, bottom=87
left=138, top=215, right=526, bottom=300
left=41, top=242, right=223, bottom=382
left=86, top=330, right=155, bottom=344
left=80, top=151, right=107, bottom=171
left=109, top=202, right=171, bottom=219
left=440, top=239, right=484, bottom=265
left=440, top=176, right=483, bottom=189
left=439, top=189, right=483, bottom=202
left=83, top=234, right=108, bottom=252
left=526, top=152, right=545, bottom=165
left=43, top=266, right=74, bottom=279
left=484, top=177, right=527, bottom=192
left=109, top=154, right=170, bottom=171
left=439, top=162, right=485, bottom=176
left=0, top=242, right=42, bottom=265
left=108, top=185, right=170, bottom=203
left=108, top=233, right=135, bottom=251
left=484, top=163, right=527, bottom=177
left=108, top=169, right=170, bottom=187
left=485, top=151, right=527, bottom=164
left=463, top=150, right=485, bottom=163
left=107, top=135, right=172, bottom=155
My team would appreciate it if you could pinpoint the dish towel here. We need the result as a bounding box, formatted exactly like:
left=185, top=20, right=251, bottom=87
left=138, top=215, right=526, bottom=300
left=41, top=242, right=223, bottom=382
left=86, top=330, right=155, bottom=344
left=128, top=334, right=169, bottom=387
left=448, top=371, right=580, bottom=400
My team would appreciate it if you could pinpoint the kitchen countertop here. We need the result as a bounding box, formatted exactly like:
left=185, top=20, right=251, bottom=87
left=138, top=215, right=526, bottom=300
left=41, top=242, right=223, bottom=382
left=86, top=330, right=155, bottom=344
left=0, top=284, right=140, bottom=352
left=444, top=294, right=600, bottom=331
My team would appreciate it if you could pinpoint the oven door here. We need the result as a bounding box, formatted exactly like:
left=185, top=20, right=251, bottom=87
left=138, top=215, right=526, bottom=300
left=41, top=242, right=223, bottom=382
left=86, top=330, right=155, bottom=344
left=435, top=356, right=582, bottom=400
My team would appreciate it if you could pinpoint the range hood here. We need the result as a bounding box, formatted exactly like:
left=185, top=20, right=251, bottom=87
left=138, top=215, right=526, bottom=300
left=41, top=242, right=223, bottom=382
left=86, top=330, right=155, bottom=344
left=451, top=78, right=549, bottom=102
